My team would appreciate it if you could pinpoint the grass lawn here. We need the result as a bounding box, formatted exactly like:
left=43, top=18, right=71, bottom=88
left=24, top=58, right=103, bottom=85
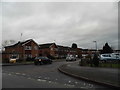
left=85, top=63, right=120, bottom=68
left=99, top=63, right=120, bottom=68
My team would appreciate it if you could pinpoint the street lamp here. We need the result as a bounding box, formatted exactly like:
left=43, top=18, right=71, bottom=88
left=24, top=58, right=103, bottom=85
left=93, top=41, right=97, bottom=51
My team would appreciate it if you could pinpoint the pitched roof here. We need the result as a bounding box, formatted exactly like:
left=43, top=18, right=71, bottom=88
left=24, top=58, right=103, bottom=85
left=39, top=43, right=55, bottom=49
left=4, top=42, right=21, bottom=48
left=57, top=45, right=70, bottom=49
left=5, top=39, right=34, bottom=48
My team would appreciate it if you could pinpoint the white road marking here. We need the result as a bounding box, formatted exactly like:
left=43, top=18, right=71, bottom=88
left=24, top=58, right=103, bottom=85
left=80, top=87, right=86, bottom=88
left=16, top=73, right=20, bottom=75
left=65, top=84, right=75, bottom=87
left=48, top=81, right=51, bottom=83
left=75, top=82, right=78, bottom=84
left=83, top=83, right=86, bottom=86
left=22, top=73, right=26, bottom=75
left=8, top=73, right=11, bottom=75
left=37, top=79, right=46, bottom=82
left=27, top=77, right=31, bottom=79
left=38, top=76, right=41, bottom=78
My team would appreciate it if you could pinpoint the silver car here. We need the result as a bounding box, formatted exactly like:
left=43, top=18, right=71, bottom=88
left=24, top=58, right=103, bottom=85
left=66, top=55, right=76, bottom=61
left=99, top=53, right=120, bottom=60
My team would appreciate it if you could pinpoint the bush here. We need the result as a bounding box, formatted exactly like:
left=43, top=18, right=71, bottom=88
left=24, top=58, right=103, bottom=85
left=2, top=58, right=9, bottom=63
left=26, top=57, right=34, bottom=61
left=92, top=53, right=99, bottom=67
left=17, top=58, right=23, bottom=63
left=79, top=58, right=90, bottom=66
left=47, top=55, right=55, bottom=60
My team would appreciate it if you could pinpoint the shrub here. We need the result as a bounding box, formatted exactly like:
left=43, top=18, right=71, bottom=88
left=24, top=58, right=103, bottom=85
left=17, top=58, right=23, bottom=63
left=2, top=58, right=9, bottom=63
left=26, top=57, right=34, bottom=61
left=79, top=58, right=90, bottom=66
left=92, top=53, right=99, bottom=67
left=47, top=55, right=55, bottom=60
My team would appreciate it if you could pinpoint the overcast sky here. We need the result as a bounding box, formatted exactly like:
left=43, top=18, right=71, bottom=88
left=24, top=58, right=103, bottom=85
left=1, top=2, right=118, bottom=49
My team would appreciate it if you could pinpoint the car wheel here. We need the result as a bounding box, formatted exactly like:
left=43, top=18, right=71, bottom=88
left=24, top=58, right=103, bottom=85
left=40, top=61, right=43, bottom=65
left=34, top=62, right=38, bottom=65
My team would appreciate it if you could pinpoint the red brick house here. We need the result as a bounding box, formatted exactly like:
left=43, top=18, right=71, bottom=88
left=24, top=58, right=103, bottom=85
left=57, top=45, right=77, bottom=58
left=39, top=43, right=58, bottom=58
left=3, top=39, right=39, bottom=62
left=76, top=48, right=82, bottom=58
left=2, top=40, right=83, bottom=62
left=39, top=43, right=79, bottom=59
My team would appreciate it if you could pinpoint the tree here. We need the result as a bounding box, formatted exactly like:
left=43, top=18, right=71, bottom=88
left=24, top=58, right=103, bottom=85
left=2, top=40, right=16, bottom=51
left=9, top=40, right=16, bottom=44
left=102, top=43, right=113, bottom=54
left=72, top=43, right=77, bottom=49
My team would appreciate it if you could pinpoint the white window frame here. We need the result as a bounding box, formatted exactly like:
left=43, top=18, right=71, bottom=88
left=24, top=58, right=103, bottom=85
left=34, top=46, right=38, bottom=50
left=25, top=46, right=32, bottom=50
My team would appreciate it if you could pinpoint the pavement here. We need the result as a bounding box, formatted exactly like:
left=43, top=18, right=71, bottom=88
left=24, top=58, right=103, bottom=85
left=1, top=59, right=66, bottom=66
left=1, top=62, right=34, bottom=66
left=58, top=61, right=120, bottom=89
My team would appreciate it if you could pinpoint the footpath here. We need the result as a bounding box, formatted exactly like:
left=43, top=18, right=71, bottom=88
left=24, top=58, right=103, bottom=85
left=1, top=62, right=34, bottom=66
left=58, top=61, right=120, bottom=89
left=1, top=59, right=66, bottom=66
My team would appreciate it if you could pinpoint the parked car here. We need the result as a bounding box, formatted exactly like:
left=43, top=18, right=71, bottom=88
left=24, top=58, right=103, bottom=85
left=66, top=55, right=76, bottom=61
left=111, top=53, right=120, bottom=60
left=99, top=54, right=112, bottom=60
left=34, top=57, right=52, bottom=65
left=9, top=56, right=18, bottom=63
left=99, top=53, right=120, bottom=61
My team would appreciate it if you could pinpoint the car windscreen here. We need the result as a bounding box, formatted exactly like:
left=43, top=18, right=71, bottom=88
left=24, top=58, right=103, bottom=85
left=10, top=56, right=17, bottom=59
left=35, top=57, right=48, bottom=59
left=102, top=55, right=111, bottom=57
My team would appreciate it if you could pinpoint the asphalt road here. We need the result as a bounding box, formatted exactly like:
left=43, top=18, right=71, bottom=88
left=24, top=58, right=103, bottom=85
left=2, top=60, right=112, bottom=89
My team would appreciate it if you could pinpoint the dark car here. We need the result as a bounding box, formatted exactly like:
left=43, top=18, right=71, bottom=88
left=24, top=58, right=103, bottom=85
left=34, top=57, right=52, bottom=65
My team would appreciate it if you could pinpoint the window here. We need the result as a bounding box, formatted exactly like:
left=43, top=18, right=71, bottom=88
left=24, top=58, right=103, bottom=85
left=102, top=55, right=111, bottom=57
left=35, top=54, right=38, bottom=57
left=29, top=54, right=32, bottom=58
left=25, top=54, right=32, bottom=58
left=51, top=48, right=53, bottom=50
left=56, top=48, right=58, bottom=51
left=25, top=46, right=32, bottom=50
left=34, top=46, right=38, bottom=50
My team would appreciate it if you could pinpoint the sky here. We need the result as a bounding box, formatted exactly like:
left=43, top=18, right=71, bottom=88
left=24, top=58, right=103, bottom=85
left=1, top=1, right=118, bottom=50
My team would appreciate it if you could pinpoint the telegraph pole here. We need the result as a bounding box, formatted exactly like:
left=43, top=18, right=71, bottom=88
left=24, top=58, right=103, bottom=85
left=19, top=33, right=23, bottom=62
left=20, top=33, right=23, bottom=41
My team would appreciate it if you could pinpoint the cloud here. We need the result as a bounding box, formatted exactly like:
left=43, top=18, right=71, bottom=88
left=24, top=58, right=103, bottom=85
left=2, top=2, right=118, bottom=49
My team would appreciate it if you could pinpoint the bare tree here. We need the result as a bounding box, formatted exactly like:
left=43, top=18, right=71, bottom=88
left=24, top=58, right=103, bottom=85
left=2, top=40, right=16, bottom=51
left=9, top=40, right=16, bottom=44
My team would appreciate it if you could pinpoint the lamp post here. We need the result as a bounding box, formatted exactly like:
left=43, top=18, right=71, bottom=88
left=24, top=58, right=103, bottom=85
left=93, top=41, right=97, bottom=52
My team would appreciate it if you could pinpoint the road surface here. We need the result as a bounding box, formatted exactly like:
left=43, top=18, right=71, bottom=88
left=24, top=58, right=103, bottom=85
left=2, top=60, right=113, bottom=89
